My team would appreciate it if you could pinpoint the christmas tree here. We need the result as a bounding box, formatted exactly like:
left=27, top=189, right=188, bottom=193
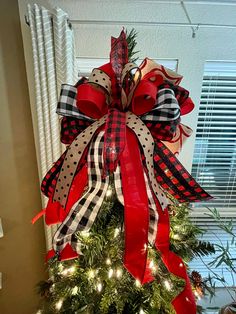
left=35, top=30, right=214, bottom=314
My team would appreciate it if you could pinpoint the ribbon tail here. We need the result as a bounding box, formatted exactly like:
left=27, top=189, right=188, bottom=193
left=119, top=127, right=150, bottom=284
left=155, top=201, right=196, bottom=314
left=52, top=131, right=109, bottom=256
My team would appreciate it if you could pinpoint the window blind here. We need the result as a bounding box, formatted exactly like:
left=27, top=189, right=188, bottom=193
left=190, top=61, right=236, bottom=287
left=191, top=61, right=236, bottom=217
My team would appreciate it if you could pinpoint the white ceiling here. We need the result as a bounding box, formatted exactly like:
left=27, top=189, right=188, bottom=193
left=54, top=0, right=236, bottom=28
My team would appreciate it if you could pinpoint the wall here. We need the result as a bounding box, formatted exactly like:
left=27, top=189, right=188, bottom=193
left=18, top=0, right=236, bottom=172
left=0, top=1, right=46, bottom=313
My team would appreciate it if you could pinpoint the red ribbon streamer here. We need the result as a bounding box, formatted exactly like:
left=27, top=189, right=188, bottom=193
left=155, top=200, right=196, bottom=314
left=120, top=127, right=151, bottom=284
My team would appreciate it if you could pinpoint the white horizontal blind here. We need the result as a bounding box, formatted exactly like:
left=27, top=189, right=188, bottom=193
left=190, top=217, right=236, bottom=287
left=75, top=57, right=178, bottom=77
left=191, top=61, right=236, bottom=217
left=190, top=61, right=236, bottom=287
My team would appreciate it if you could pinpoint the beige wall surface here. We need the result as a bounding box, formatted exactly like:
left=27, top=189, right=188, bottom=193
left=0, top=1, right=47, bottom=313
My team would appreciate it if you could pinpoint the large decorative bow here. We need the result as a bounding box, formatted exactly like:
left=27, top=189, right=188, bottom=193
left=38, top=30, right=212, bottom=314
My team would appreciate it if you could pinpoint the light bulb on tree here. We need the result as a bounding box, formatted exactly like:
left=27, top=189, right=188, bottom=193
left=108, top=268, right=114, bottom=278
left=55, top=299, right=63, bottom=310
left=97, top=282, right=102, bottom=292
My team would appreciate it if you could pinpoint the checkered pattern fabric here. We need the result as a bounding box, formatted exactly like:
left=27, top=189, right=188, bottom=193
left=53, top=131, right=109, bottom=253
left=110, top=30, right=128, bottom=103
left=159, top=81, right=189, bottom=107
left=57, top=83, right=94, bottom=122
left=60, top=116, right=91, bottom=145
left=41, top=151, right=67, bottom=197
left=103, top=108, right=126, bottom=176
left=153, top=140, right=212, bottom=203
left=140, top=88, right=181, bottom=142
left=141, top=88, right=180, bottom=122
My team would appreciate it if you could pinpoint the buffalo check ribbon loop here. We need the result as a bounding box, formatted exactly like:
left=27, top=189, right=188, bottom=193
left=39, top=31, right=213, bottom=314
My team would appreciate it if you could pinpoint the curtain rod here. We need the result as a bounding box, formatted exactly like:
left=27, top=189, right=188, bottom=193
left=69, top=19, right=236, bottom=29
left=25, top=15, right=236, bottom=30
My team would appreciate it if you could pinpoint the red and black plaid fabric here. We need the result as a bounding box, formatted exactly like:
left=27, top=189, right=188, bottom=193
left=144, top=118, right=180, bottom=142
left=41, top=116, right=90, bottom=197
left=103, top=108, right=126, bottom=176
left=153, top=140, right=212, bottom=203
left=110, top=30, right=128, bottom=106
left=60, top=116, right=91, bottom=145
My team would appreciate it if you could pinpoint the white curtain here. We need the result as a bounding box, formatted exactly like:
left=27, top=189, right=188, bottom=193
left=28, top=4, right=77, bottom=249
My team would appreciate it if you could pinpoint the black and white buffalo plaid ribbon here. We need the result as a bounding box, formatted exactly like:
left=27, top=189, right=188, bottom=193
left=53, top=131, right=109, bottom=253
left=56, top=84, right=94, bottom=121
left=141, top=88, right=180, bottom=122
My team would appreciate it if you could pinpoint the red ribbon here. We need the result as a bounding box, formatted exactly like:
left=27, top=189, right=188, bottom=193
left=155, top=200, right=196, bottom=314
left=120, top=127, right=153, bottom=284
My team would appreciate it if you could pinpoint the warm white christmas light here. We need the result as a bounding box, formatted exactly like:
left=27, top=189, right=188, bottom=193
left=172, top=234, right=180, bottom=240
left=72, top=286, right=78, bottom=295
left=108, top=268, right=114, bottom=278
left=58, top=264, right=64, bottom=272
left=61, top=265, right=76, bottom=276
left=106, top=258, right=111, bottom=265
left=88, top=269, right=96, bottom=279
left=36, top=311, right=42, bottom=314
left=114, top=228, right=120, bottom=238
left=106, top=187, right=113, bottom=197
left=139, top=308, right=145, bottom=314
left=135, top=279, right=141, bottom=287
left=149, top=260, right=157, bottom=274
left=164, top=280, right=172, bottom=291
left=55, top=299, right=63, bottom=310
left=80, top=231, right=90, bottom=238
left=149, top=260, right=154, bottom=269
left=116, top=268, right=122, bottom=278
left=97, top=282, right=102, bottom=292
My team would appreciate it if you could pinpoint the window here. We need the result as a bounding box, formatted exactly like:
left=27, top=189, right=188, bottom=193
left=190, top=61, right=236, bottom=287
left=191, top=61, right=236, bottom=216
left=76, top=57, right=178, bottom=77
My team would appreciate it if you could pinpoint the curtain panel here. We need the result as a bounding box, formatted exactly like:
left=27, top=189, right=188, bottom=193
left=28, top=4, right=77, bottom=249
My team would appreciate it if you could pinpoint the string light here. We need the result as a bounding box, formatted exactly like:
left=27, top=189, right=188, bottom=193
left=116, top=268, right=122, bottom=278
left=172, top=234, right=180, bottom=240
left=97, top=282, right=102, bottom=292
left=164, top=280, right=172, bottom=291
left=114, top=228, right=120, bottom=238
left=108, top=268, right=114, bottom=278
left=135, top=279, right=141, bottom=287
left=149, top=260, right=157, bottom=274
left=139, top=308, right=145, bottom=314
left=36, top=311, right=42, bottom=314
left=88, top=269, right=96, bottom=279
left=80, top=231, right=90, bottom=238
left=55, top=299, right=63, bottom=310
left=58, top=264, right=64, bottom=272
left=106, top=258, right=111, bottom=265
left=72, top=286, right=78, bottom=295
left=61, top=265, right=76, bottom=276
left=106, top=186, right=113, bottom=197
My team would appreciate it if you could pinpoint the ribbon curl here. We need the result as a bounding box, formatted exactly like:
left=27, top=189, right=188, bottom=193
left=37, top=30, right=212, bottom=314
